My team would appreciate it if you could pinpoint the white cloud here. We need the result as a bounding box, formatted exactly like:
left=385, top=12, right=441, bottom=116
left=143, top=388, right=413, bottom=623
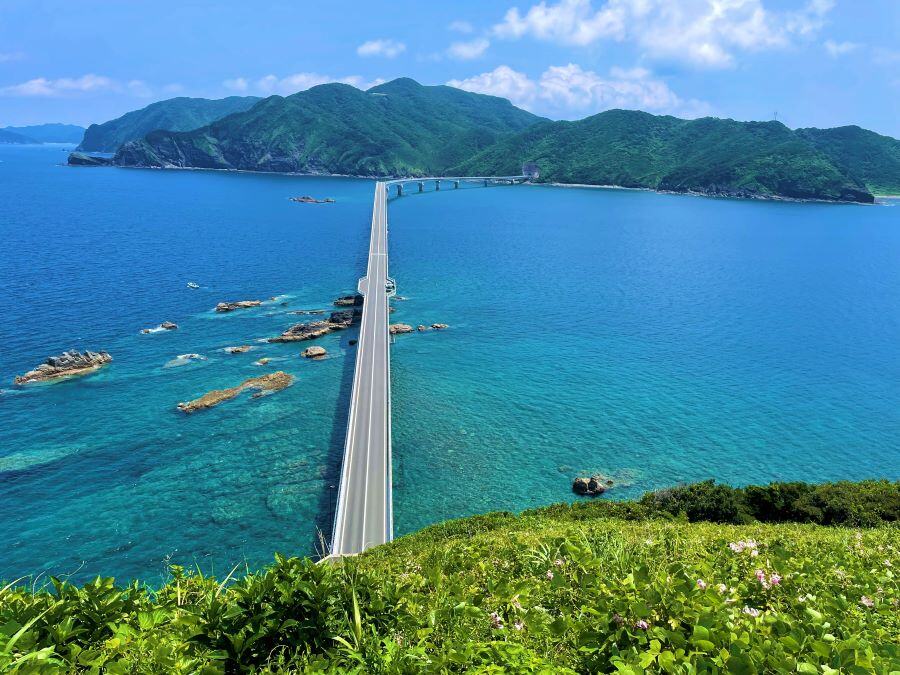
left=448, top=20, right=475, bottom=33
left=0, top=73, right=118, bottom=97
left=228, top=73, right=385, bottom=96
left=493, top=0, right=835, bottom=68
left=448, top=63, right=711, bottom=119
left=823, top=40, right=859, bottom=58
left=356, top=38, right=406, bottom=58
left=447, top=38, right=490, bottom=60
left=0, top=51, right=24, bottom=63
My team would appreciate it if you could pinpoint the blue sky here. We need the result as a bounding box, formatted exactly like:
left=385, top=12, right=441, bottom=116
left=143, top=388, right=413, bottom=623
left=1, top=0, right=898, bottom=136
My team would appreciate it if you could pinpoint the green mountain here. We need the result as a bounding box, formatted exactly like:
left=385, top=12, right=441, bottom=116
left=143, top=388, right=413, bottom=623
left=0, top=129, right=35, bottom=144
left=113, top=78, right=544, bottom=175
left=78, top=95, right=260, bottom=152
left=452, top=110, right=874, bottom=203
left=796, top=125, right=900, bottom=195
left=3, top=123, right=84, bottom=144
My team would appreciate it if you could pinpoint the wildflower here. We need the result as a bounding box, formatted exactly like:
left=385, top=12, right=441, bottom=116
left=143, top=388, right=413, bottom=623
left=742, top=606, right=761, bottom=618
left=729, top=539, right=759, bottom=554
left=859, top=596, right=874, bottom=608
left=634, top=620, right=649, bottom=630
left=489, top=611, right=504, bottom=629
left=513, top=620, right=525, bottom=631
left=511, top=598, right=523, bottom=611
left=769, top=574, right=782, bottom=586
left=716, top=583, right=728, bottom=593
left=696, top=579, right=708, bottom=590
left=885, top=560, right=892, bottom=567
left=750, top=549, right=759, bottom=557
left=553, top=558, right=565, bottom=567
left=545, top=570, right=554, bottom=580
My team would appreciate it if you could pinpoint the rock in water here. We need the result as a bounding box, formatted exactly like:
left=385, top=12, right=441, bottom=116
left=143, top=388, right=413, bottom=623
left=334, top=294, right=364, bottom=307
left=417, top=325, right=428, bottom=331
left=67, top=152, right=112, bottom=167
left=572, top=474, right=612, bottom=497
left=253, top=358, right=271, bottom=366
left=389, top=323, right=414, bottom=334
left=15, top=350, right=112, bottom=384
left=269, top=310, right=355, bottom=343
left=431, top=323, right=449, bottom=330
left=141, top=321, right=178, bottom=334
left=223, top=345, right=252, bottom=354
left=215, top=300, right=262, bottom=312
left=177, top=371, right=293, bottom=413
left=302, top=346, right=327, bottom=359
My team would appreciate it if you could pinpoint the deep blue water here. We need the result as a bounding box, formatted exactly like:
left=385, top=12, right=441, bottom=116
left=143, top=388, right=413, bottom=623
left=1, top=145, right=898, bottom=584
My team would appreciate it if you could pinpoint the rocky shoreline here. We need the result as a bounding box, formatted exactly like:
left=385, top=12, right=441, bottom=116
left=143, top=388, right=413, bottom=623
left=14, top=350, right=112, bottom=385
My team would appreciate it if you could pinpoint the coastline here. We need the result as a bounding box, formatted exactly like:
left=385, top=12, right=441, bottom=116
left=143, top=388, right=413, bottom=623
left=87, top=161, right=878, bottom=206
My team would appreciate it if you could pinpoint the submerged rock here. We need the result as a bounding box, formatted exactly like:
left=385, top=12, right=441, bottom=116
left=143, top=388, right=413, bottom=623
left=389, top=323, right=414, bottom=334
left=215, top=300, right=261, bottom=312
left=334, top=294, right=364, bottom=307
left=164, top=353, right=206, bottom=368
left=253, top=357, right=271, bottom=366
left=302, top=346, right=327, bottom=359
left=15, top=350, right=112, bottom=385
left=223, top=345, right=252, bottom=354
left=177, top=371, right=293, bottom=413
left=431, top=323, right=449, bottom=330
left=269, top=310, right=355, bottom=343
left=417, top=325, right=427, bottom=331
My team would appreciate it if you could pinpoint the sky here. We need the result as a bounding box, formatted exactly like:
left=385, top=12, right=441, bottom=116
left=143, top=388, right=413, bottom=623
left=1, top=0, right=898, bottom=136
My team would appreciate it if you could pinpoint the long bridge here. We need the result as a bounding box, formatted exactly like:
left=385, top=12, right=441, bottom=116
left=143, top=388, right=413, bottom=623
left=329, top=175, right=527, bottom=557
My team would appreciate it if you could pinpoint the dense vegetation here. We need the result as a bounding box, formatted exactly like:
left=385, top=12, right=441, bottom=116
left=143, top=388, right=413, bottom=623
left=1, top=124, right=85, bottom=144
left=113, top=79, right=541, bottom=176
left=77, top=96, right=260, bottom=152
left=2, top=480, right=897, bottom=673
left=452, top=110, right=875, bottom=203
left=796, top=126, right=900, bottom=195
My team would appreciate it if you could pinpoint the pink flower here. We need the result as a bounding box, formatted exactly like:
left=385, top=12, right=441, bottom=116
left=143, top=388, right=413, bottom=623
left=553, top=558, right=565, bottom=567
left=742, top=606, right=761, bottom=618
left=769, top=574, right=782, bottom=586
left=489, top=611, right=504, bottom=629
left=634, top=620, right=649, bottom=630
left=513, top=620, right=524, bottom=631
left=696, top=579, right=708, bottom=590
left=545, top=570, right=554, bottom=580
left=859, top=596, right=874, bottom=608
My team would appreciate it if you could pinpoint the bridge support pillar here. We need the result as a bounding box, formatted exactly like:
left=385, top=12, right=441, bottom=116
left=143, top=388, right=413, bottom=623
left=397, top=184, right=403, bottom=196
left=453, top=180, right=459, bottom=189
left=484, top=179, right=489, bottom=187
left=418, top=182, right=424, bottom=192
left=435, top=180, right=440, bottom=191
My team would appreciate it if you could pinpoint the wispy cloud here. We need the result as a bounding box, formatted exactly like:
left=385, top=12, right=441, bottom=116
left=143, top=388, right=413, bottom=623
left=492, top=0, right=835, bottom=68
left=0, top=51, right=24, bottom=63
left=224, top=73, right=385, bottom=96
left=447, top=38, right=490, bottom=60
left=448, top=20, right=474, bottom=33
left=356, top=38, right=406, bottom=58
left=0, top=74, right=175, bottom=98
left=448, top=63, right=710, bottom=118
left=823, top=39, right=859, bottom=58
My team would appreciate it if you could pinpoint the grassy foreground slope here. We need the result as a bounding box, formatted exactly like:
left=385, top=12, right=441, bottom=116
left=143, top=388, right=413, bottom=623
left=452, top=110, right=874, bottom=203
left=113, top=79, right=543, bottom=176
left=77, top=96, right=261, bottom=152
left=1, top=481, right=897, bottom=673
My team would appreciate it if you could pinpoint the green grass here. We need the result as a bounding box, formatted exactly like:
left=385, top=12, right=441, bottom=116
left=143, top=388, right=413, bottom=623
left=2, top=481, right=898, bottom=673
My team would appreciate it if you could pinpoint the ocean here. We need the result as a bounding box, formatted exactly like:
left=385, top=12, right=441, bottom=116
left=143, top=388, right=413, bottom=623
left=1, top=144, right=898, bottom=584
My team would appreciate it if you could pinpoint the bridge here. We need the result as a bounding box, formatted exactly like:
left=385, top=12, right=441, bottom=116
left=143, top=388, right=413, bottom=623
left=329, top=175, right=527, bottom=557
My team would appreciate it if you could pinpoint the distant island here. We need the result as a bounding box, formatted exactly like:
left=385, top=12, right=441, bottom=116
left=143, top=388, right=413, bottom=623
left=1, top=123, right=84, bottom=144
left=67, top=78, right=900, bottom=204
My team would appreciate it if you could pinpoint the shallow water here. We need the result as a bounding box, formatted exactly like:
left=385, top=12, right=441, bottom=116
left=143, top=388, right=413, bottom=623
left=1, top=146, right=898, bottom=584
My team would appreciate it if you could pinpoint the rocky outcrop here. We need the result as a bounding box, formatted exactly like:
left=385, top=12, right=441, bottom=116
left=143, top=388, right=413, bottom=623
left=177, top=371, right=293, bottom=413
left=302, top=346, right=327, bottom=359
left=389, top=323, right=414, bottom=334
left=431, top=323, right=449, bottom=330
left=290, top=195, right=335, bottom=204
left=67, top=152, right=112, bottom=167
left=253, top=357, right=271, bottom=366
left=223, top=345, right=252, bottom=354
left=417, top=325, right=427, bottom=331
left=15, top=350, right=112, bottom=384
left=141, top=321, right=178, bottom=334
left=269, top=310, right=355, bottom=343
left=215, top=300, right=261, bottom=312
left=572, top=475, right=613, bottom=497
left=334, top=294, right=364, bottom=307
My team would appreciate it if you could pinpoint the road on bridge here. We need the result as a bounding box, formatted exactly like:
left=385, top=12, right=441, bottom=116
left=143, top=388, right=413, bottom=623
left=330, top=182, right=392, bottom=556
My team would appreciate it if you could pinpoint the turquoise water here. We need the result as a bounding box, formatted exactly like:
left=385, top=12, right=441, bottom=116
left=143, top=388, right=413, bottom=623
left=1, top=146, right=898, bottom=584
